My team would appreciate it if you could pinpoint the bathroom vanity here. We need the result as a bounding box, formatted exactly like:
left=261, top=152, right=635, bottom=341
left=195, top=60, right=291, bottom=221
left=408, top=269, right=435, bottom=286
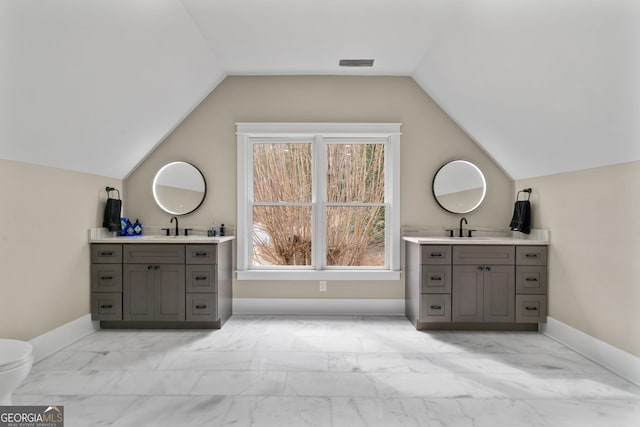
left=90, top=235, right=234, bottom=329
left=404, top=233, right=548, bottom=330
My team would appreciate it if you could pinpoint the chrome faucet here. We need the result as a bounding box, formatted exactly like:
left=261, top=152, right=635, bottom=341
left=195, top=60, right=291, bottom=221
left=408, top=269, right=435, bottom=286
left=459, top=217, right=468, bottom=237
left=170, top=216, right=179, bottom=236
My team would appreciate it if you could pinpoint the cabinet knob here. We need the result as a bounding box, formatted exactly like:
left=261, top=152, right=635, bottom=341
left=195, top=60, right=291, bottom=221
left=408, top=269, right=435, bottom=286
left=485, top=266, right=491, bottom=271
left=477, top=266, right=483, bottom=271
left=147, top=265, right=153, bottom=270
left=154, top=265, right=160, bottom=270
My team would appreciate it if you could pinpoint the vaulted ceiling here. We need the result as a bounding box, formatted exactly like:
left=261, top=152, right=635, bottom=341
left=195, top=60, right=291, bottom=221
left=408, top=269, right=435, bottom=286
left=1, top=0, right=638, bottom=180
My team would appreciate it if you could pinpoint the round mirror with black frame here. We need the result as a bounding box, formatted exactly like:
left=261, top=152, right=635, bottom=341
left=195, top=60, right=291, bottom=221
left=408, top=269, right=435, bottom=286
left=152, top=161, right=206, bottom=215
left=432, top=160, right=486, bottom=214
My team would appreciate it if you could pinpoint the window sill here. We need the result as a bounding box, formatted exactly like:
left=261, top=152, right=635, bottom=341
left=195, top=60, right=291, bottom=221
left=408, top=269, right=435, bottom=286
left=236, top=270, right=401, bottom=281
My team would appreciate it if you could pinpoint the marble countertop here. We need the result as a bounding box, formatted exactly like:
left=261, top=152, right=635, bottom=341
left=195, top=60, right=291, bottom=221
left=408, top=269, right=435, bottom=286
left=403, top=236, right=548, bottom=245
left=88, top=228, right=234, bottom=244
left=402, top=228, right=549, bottom=245
left=90, top=235, right=235, bottom=244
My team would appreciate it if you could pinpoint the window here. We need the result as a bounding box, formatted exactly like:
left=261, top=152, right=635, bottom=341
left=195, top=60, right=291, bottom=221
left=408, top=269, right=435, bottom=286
left=237, top=123, right=400, bottom=280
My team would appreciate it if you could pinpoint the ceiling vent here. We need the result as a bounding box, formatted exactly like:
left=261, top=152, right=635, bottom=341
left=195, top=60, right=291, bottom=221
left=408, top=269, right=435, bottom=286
left=339, top=59, right=374, bottom=67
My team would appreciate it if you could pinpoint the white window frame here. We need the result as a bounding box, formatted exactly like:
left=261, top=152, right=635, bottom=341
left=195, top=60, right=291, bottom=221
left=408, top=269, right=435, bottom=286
left=236, top=123, right=401, bottom=280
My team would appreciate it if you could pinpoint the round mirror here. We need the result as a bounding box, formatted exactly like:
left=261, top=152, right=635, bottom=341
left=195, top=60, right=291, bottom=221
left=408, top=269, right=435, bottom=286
left=152, top=161, right=206, bottom=215
left=432, top=160, right=486, bottom=214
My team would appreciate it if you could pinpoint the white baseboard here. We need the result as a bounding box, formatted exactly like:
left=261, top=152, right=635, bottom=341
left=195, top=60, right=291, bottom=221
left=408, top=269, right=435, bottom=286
left=29, top=314, right=99, bottom=363
left=540, top=316, right=640, bottom=387
left=233, top=298, right=405, bottom=316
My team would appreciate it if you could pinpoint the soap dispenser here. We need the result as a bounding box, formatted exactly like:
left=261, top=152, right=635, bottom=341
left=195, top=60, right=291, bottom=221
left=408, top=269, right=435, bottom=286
left=133, top=218, right=143, bottom=235
left=125, top=219, right=135, bottom=236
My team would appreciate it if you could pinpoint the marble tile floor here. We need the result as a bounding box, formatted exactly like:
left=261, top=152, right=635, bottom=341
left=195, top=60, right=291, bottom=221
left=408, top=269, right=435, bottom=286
left=14, top=315, right=640, bottom=426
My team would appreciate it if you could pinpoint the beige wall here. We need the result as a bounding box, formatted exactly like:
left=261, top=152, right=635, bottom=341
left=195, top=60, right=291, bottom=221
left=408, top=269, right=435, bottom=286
left=0, top=159, right=121, bottom=341
left=517, top=161, right=640, bottom=357
left=125, top=76, right=514, bottom=299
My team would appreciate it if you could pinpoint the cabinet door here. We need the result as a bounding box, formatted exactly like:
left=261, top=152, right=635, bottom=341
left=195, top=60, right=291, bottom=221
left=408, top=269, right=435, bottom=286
left=453, top=245, right=515, bottom=265
left=123, top=265, right=154, bottom=321
left=483, top=266, right=515, bottom=322
left=421, top=265, right=451, bottom=294
left=516, top=266, right=547, bottom=294
left=186, top=265, right=216, bottom=293
left=154, top=264, right=185, bottom=321
left=91, top=293, right=122, bottom=321
left=452, top=266, right=483, bottom=322
left=186, top=294, right=217, bottom=321
left=91, top=264, right=122, bottom=293
left=419, top=294, right=451, bottom=323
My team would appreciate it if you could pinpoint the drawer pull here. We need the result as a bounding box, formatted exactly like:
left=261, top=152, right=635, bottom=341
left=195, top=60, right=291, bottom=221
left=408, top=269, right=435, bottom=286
left=430, top=305, right=442, bottom=310
left=525, top=277, right=539, bottom=282
left=100, top=304, right=113, bottom=309
left=195, top=304, right=207, bottom=309
left=525, top=306, right=538, bottom=311
left=430, top=276, right=442, bottom=281
left=430, top=252, right=443, bottom=258
left=194, top=252, right=208, bottom=257
left=195, top=276, right=207, bottom=280
left=99, top=251, right=113, bottom=256
left=525, top=254, right=539, bottom=258
left=100, top=276, right=113, bottom=280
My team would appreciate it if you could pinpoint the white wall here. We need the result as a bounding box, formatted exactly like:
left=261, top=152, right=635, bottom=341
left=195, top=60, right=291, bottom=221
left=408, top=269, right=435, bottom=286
left=124, top=75, right=514, bottom=300
left=517, top=161, right=640, bottom=357
left=0, top=159, right=121, bottom=340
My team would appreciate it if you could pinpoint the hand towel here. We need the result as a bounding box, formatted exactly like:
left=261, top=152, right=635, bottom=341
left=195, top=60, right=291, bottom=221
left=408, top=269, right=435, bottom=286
left=103, top=198, right=122, bottom=232
left=509, top=200, right=531, bottom=234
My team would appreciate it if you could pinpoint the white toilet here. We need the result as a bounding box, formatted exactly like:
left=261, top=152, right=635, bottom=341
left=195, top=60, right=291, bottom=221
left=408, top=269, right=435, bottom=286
left=0, top=339, right=34, bottom=405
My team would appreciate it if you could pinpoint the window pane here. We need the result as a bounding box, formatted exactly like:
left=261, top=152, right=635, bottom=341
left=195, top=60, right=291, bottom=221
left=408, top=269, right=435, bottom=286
left=253, top=206, right=312, bottom=266
left=326, top=206, right=385, bottom=266
left=326, top=144, right=384, bottom=203
left=253, top=143, right=312, bottom=202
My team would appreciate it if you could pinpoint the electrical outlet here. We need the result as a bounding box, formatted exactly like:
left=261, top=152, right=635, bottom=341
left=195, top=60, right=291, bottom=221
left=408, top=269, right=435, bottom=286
left=319, top=281, right=327, bottom=292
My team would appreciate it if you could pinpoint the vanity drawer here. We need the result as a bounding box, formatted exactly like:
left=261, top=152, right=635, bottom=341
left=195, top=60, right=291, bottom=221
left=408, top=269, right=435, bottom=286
left=516, top=246, right=547, bottom=265
left=91, top=264, right=123, bottom=292
left=186, top=294, right=217, bottom=321
left=91, top=244, right=123, bottom=263
left=515, top=295, right=547, bottom=323
left=419, top=294, right=451, bottom=323
left=453, top=245, right=515, bottom=265
left=91, top=292, right=122, bottom=321
left=186, top=245, right=217, bottom=265
left=516, top=266, right=547, bottom=294
left=421, top=245, right=452, bottom=264
left=124, top=244, right=185, bottom=264
left=186, top=265, right=217, bottom=293
left=421, top=266, right=451, bottom=294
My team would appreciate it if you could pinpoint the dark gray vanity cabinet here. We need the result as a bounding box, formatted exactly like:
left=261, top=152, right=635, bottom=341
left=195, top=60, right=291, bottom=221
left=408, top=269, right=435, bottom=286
left=90, top=240, right=233, bottom=328
left=452, top=246, right=515, bottom=323
left=123, top=244, right=186, bottom=321
left=405, top=241, right=547, bottom=330
left=90, top=244, right=123, bottom=321
left=515, top=246, right=548, bottom=323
